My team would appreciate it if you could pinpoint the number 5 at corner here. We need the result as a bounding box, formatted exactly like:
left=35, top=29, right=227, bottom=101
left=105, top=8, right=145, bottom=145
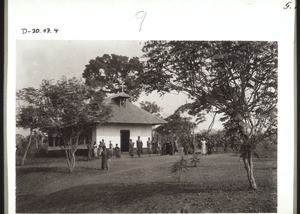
left=283, top=2, right=296, bottom=9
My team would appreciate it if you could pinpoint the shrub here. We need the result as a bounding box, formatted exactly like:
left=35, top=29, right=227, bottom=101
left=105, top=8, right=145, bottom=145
left=34, top=147, right=49, bottom=157
left=254, top=142, right=277, bottom=158
left=171, top=156, right=190, bottom=182
left=190, top=154, right=201, bottom=167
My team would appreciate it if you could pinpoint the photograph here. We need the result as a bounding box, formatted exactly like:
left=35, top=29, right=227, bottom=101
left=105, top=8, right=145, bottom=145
left=6, top=0, right=295, bottom=213
left=15, top=40, right=277, bottom=213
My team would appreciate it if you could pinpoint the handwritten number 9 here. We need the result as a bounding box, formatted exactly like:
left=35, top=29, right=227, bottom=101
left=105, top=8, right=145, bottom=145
left=135, top=11, right=147, bottom=32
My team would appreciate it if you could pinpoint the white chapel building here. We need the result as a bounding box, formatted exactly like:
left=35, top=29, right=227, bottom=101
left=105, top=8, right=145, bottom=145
left=92, top=92, right=167, bottom=152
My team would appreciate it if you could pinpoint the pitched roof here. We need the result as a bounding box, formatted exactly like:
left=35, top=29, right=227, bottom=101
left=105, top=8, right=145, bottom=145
left=104, top=95, right=167, bottom=125
left=110, top=92, right=131, bottom=99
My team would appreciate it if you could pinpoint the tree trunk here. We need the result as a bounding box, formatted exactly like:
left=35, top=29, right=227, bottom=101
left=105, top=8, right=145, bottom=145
left=21, top=130, right=33, bottom=166
left=65, top=148, right=76, bottom=173
left=64, top=136, right=78, bottom=173
left=87, top=142, right=92, bottom=161
left=242, top=151, right=258, bottom=190
left=65, top=148, right=71, bottom=171
left=69, top=152, right=76, bottom=172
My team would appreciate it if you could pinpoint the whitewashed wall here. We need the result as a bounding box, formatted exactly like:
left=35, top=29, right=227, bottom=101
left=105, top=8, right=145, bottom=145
left=93, top=124, right=152, bottom=148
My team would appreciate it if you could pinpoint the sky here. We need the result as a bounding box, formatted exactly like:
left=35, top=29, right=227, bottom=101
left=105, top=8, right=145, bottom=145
left=16, top=40, right=223, bottom=135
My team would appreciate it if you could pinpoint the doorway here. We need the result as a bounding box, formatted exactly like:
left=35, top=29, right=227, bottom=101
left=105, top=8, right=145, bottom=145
left=120, top=130, right=130, bottom=152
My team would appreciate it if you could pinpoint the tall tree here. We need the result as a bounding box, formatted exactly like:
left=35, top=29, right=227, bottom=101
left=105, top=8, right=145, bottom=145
left=155, top=113, right=193, bottom=140
left=17, top=77, right=111, bottom=172
left=82, top=54, right=144, bottom=101
left=142, top=41, right=277, bottom=189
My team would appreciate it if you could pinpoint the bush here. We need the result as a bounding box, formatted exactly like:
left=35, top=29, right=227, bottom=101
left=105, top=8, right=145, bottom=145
left=34, top=147, right=49, bottom=157
left=16, top=140, right=36, bottom=157
left=171, top=156, right=189, bottom=182
left=254, top=142, right=277, bottom=158
left=190, top=154, right=201, bottom=167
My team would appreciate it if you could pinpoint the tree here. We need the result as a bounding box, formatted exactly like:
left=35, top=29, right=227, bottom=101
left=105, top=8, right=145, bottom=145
left=155, top=113, right=191, bottom=136
left=31, top=130, right=46, bottom=149
left=141, top=41, right=277, bottom=189
left=155, top=113, right=196, bottom=151
left=16, top=134, right=27, bottom=157
left=17, top=77, right=111, bottom=172
left=16, top=88, right=41, bottom=165
left=139, top=101, right=162, bottom=116
left=82, top=54, right=144, bottom=101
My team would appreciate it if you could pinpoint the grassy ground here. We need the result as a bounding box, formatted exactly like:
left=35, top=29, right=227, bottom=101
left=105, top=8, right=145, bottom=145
left=16, top=151, right=277, bottom=213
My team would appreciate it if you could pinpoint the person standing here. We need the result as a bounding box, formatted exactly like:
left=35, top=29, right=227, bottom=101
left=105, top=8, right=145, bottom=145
left=157, top=142, right=161, bottom=156
left=101, top=145, right=109, bottom=170
left=147, top=137, right=151, bottom=156
left=108, top=141, right=114, bottom=158
left=170, top=140, right=174, bottom=155
left=129, top=139, right=134, bottom=158
left=136, top=136, right=143, bottom=158
left=162, top=142, right=166, bottom=155
left=98, top=139, right=105, bottom=157
left=207, top=141, right=212, bottom=155
left=165, top=138, right=170, bottom=155
left=115, top=144, right=121, bottom=158
left=201, top=138, right=207, bottom=155
left=174, top=138, right=179, bottom=154
left=93, top=142, right=98, bottom=158
left=152, top=139, right=157, bottom=154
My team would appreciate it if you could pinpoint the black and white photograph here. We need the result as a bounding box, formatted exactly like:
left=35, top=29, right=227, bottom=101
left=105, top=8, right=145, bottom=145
left=6, top=0, right=295, bottom=214
left=15, top=40, right=278, bottom=213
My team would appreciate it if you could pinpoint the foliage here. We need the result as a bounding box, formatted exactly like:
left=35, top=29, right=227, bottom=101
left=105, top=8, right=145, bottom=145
left=16, top=134, right=26, bottom=147
left=16, top=76, right=111, bottom=171
left=171, top=154, right=202, bottom=182
left=16, top=134, right=30, bottom=156
left=142, top=41, right=278, bottom=189
left=82, top=54, right=144, bottom=101
left=156, top=113, right=192, bottom=137
left=33, top=147, right=49, bottom=158
left=142, top=41, right=277, bottom=137
left=171, top=156, right=189, bottom=182
left=196, top=130, right=228, bottom=152
left=139, top=101, right=162, bottom=115
left=16, top=105, right=39, bottom=131
left=190, top=153, right=201, bottom=167
left=16, top=134, right=49, bottom=166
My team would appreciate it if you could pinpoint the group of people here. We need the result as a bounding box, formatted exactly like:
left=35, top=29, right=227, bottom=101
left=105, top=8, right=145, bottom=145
left=151, top=135, right=196, bottom=156
left=92, top=139, right=121, bottom=170
left=93, top=135, right=193, bottom=170
left=129, top=136, right=149, bottom=158
left=128, top=136, right=179, bottom=157
left=182, top=136, right=196, bottom=155
left=148, top=137, right=179, bottom=156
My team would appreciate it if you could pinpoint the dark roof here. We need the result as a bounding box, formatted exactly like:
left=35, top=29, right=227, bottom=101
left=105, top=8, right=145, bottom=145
left=104, top=96, right=167, bottom=125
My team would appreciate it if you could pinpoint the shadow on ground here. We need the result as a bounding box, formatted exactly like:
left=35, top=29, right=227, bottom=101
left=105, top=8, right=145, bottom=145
left=17, top=182, right=276, bottom=213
